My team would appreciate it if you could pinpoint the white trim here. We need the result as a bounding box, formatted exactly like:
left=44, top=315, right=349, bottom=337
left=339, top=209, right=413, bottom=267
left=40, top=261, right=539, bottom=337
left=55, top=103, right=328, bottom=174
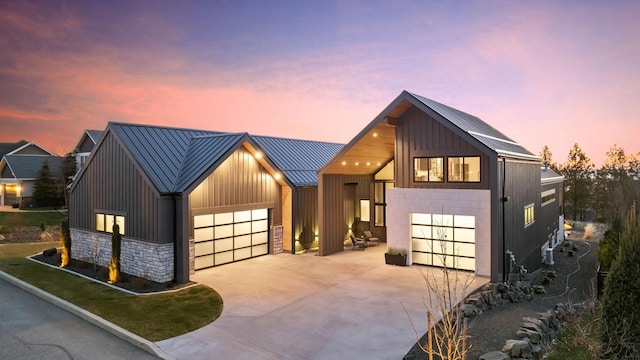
left=467, top=130, right=521, bottom=146
left=541, top=189, right=555, bottom=197
left=496, top=149, right=541, bottom=160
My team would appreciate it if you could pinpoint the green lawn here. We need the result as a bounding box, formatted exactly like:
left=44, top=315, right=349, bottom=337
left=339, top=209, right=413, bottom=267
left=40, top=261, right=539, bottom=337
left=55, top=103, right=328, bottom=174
left=0, top=242, right=223, bottom=341
left=0, top=210, right=67, bottom=229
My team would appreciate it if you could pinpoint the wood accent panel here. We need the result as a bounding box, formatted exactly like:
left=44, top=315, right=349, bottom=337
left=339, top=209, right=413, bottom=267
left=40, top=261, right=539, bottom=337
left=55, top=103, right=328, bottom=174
left=69, top=132, right=169, bottom=244
left=282, top=186, right=292, bottom=252
left=324, top=122, right=396, bottom=175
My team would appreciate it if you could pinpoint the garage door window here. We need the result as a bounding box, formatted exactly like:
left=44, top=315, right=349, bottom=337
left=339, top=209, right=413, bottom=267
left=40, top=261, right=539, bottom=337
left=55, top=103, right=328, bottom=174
left=411, top=213, right=475, bottom=271
left=193, top=209, right=269, bottom=270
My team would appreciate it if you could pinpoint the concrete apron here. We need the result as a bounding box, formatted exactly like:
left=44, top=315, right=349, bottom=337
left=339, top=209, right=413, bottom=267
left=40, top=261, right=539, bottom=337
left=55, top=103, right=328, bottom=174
left=157, top=246, right=489, bottom=360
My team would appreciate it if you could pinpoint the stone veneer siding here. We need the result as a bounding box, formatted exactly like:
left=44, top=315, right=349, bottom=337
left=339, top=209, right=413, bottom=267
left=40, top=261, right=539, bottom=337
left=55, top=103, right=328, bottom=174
left=71, top=228, right=174, bottom=283
left=272, top=225, right=283, bottom=254
left=386, top=188, right=492, bottom=277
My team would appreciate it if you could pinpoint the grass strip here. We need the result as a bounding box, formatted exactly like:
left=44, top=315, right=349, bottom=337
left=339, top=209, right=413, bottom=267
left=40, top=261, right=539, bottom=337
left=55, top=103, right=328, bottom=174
left=0, top=242, right=223, bottom=341
left=0, top=211, right=67, bottom=229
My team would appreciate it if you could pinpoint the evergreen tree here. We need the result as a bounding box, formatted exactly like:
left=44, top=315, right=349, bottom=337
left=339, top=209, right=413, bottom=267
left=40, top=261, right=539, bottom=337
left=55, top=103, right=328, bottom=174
left=33, top=160, right=58, bottom=207
left=601, top=204, right=640, bottom=358
left=600, top=145, right=639, bottom=228
left=539, top=145, right=558, bottom=170
left=559, top=143, right=594, bottom=220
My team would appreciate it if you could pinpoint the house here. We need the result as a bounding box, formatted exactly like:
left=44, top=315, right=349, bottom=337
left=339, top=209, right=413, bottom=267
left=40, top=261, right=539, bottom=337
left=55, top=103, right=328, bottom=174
left=0, top=141, right=63, bottom=207
left=317, top=91, right=564, bottom=282
left=69, top=91, right=563, bottom=284
left=72, top=130, right=104, bottom=171
left=68, top=123, right=343, bottom=283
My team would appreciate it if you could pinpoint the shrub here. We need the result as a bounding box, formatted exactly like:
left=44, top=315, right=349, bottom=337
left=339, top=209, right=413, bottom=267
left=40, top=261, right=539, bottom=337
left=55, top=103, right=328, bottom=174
left=600, top=205, right=640, bottom=358
left=108, top=224, right=121, bottom=284
left=40, top=222, right=46, bottom=232
left=60, top=219, right=71, bottom=268
left=533, top=285, right=546, bottom=294
left=597, top=229, right=619, bottom=271
left=387, top=247, right=407, bottom=256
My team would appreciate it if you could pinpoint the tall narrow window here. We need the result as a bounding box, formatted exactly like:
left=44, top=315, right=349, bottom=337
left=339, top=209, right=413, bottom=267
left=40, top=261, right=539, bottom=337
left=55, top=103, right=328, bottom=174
left=524, top=204, right=535, bottom=227
left=414, top=157, right=444, bottom=182
left=448, top=156, right=480, bottom=182
left=374, top=182, right=394, bottom=227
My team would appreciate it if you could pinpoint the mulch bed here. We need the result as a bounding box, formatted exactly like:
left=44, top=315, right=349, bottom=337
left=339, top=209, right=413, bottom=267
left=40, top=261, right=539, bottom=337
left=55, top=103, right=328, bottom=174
left=405, top=224, right=602, bottom=360
left=31, top=250, right=192, bottom=294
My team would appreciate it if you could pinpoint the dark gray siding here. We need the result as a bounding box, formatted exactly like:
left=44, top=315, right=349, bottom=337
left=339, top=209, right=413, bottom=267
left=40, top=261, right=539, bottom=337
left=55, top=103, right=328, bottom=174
left=395, top=106, right=490, bottom=189
left=14, top=145, right=50, bottom=155
left=69, top=132, right=172, bottom=244
left=318, top=174, right=372, bottom=255
left=499, top=159, right=544, bottom=272
left=188, top=147, right=281, bottom=237
left=293, top=187, right=318, bottom=250
left=540, top=180, right=563, bottom=242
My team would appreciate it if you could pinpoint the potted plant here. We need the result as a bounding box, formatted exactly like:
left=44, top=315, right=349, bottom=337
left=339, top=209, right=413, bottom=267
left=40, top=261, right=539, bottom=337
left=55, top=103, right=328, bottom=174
left=385, top=247, right=407, bottom=266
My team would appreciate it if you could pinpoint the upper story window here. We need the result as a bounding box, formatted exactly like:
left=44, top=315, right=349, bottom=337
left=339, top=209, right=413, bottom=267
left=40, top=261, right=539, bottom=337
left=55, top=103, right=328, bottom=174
left=541, top=189, right=556, bottom=206
left=96, top=212, right=125, bottom=235
left=524, top=204, right=535, bottom=227
left=414, top=157, right=444, bottom=182
left=448, top=156, right=480, bottom=182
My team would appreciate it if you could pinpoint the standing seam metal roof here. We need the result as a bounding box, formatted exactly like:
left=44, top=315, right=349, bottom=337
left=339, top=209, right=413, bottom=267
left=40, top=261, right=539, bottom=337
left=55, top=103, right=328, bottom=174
left=409, top=92, right=538, bottom=160
left=110, top=123, right=344, bottom=192
left=252, top=136, right=344, bottom=186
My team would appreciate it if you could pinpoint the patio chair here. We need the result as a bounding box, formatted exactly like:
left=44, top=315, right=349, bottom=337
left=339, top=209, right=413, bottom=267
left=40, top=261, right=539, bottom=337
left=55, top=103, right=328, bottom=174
left=363, top=230, right=379, bottom=246
left=350, top=234, right=366, bottom=250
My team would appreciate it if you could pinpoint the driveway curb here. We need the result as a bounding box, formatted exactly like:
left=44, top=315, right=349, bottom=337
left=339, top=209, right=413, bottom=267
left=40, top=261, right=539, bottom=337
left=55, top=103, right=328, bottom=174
left=0, top=270, right=176, bottom=360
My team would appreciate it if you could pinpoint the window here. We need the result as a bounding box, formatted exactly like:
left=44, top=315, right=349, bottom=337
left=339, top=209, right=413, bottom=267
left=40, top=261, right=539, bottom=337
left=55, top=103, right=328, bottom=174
left=524, top=204, right=535, bottom=227
left=414, top=157, right=444, bottom=182
left=96, top=212, right=125, bottom=235
left=360, top=200, right=370, bottom=222
left=448, top=157, right=480, bottom=182
left=374, top=182, right=394, bottom=227
left=541, top=189, right=555, bottom=206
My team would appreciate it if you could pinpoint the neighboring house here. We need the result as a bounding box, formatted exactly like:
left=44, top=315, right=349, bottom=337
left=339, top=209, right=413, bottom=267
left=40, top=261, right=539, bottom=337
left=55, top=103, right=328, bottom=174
left=72, top=129, right=104, bottom=171
left=68, top=123, right=343, bottom=283
left=318, top=91, right=564, bottom=282
left=0, top=141, right=62, bottom=207
left=69, top=91, right=564, bottom=284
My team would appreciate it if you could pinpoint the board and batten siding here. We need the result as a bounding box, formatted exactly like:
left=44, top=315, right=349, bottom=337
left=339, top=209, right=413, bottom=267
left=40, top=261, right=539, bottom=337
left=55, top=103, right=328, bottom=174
left=499, top=159, right=544, bottom=271
left=395, top=106, right=490, bottom=190
left=293, top=187, right=319, bottom=250
left=188, top=147, right=282, bottom=238
left=69, top=132, right=172, bottom=244
left=319, top=173, right=372, bottom=255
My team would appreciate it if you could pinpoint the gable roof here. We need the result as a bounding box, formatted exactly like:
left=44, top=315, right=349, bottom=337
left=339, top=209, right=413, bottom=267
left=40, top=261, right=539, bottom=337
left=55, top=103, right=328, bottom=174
left=99, top=122, right=341, bottom=194
left=320, top=90, right=539, bottom=175
left=252, top=136, right=343, bottom=186
left=174, top=133, right=248, bottom=192
left=86, top=130, right=104, bottom=144
left=408, top=93, right=538, bottom=160
left=110, top=123, right=223, bottom=193
left=1, top=155, right=63, bottom=180
left=0, top=140, right=28, bottom=158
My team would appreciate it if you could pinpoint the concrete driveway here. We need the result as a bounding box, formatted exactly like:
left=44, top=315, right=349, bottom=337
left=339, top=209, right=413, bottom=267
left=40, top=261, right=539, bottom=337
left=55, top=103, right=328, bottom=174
left=157, top=246, right=488, bottom=360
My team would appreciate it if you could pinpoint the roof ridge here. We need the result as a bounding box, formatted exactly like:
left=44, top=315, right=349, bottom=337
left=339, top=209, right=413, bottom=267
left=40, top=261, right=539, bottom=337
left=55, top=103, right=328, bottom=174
left=251, top=134, right=345, bottom=146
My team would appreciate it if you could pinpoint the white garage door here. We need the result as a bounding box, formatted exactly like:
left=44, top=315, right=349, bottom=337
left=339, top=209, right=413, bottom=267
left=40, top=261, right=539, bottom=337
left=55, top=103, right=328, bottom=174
left=411, top=213, right=475, bottom=271
left=193, top=209, right=269, bottom=270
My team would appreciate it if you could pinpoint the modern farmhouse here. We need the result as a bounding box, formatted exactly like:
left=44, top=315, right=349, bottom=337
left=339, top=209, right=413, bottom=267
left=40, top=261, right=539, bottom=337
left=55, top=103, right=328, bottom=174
left=68, top=91, right=563, bottom=283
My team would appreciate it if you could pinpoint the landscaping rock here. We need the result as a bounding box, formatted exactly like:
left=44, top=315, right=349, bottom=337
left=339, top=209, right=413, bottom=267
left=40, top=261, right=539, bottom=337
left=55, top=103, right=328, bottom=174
left=502, top=339, right=531, bottom=358
left=42, top=247, right=57, bottom=257
left=479, top=351, right=510, bottom=360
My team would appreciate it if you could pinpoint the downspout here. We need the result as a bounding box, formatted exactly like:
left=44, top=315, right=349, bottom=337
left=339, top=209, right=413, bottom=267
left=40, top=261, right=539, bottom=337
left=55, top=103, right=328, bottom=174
left=501, top=157, right=508, bottom=283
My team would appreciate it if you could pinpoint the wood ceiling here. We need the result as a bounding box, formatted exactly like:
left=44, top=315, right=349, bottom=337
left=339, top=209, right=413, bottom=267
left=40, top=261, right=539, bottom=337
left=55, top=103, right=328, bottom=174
left=323, top=121, right=396, bottom=175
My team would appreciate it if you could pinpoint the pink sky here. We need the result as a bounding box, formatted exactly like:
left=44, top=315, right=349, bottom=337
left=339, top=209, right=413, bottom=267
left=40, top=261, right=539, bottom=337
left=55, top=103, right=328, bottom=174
left=1, top=1, right=639, bottom=166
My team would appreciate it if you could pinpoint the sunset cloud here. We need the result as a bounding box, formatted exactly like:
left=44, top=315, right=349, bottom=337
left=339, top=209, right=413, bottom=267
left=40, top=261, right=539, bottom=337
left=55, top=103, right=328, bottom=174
left=0, top=1, right=638, bottom=165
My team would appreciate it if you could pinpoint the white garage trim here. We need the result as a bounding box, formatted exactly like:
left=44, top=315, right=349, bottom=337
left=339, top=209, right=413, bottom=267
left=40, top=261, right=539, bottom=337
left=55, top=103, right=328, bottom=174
left=386, top=188, right=491, bottom=277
